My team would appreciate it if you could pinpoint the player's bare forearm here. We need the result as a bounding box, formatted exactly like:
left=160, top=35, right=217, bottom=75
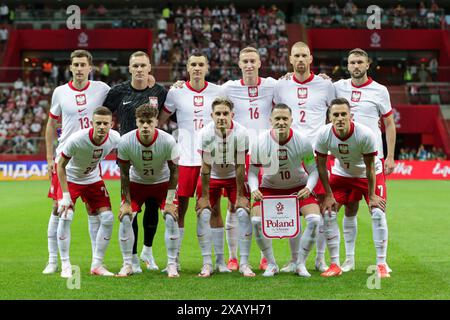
left=235, top=163, right=246, bottom=197
left=168, top=162, right=178, bottom=190
left=119, top=162, right=131, bottom=204
left=157, top=110, right=171, bottom=128
left=384, top=115, right=396, bottom=174
left=317, top=156, right=332, bottom=195
left=364, top=155, right=376, bottom=198
left=200, top=162, right=211, bottom=197
left=57, top=157, right=69, bottom=194
left=45, top=118, right=57, bottom=162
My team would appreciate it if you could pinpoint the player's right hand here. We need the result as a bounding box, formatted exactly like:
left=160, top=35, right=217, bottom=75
left=57, top=192, right=73, bottom=218
left=317, top=73, right=331, bottom=80
left=119, top=202, right=132, bottom=222
left=196, top=196, right=211, bottom=214
left=171, top=80, right=185, bottom=89
left=321, top=194, right=337, bottom=214
left=279, top=72, right=293, bottom=80
left=251, top=190, right=263, bottom=202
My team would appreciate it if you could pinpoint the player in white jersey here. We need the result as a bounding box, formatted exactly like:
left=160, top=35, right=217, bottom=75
left=56, top=107, right=120, bottom=278
left=43, top=50, right=110, bottom=275
left=333, top=48, right=396, bottom=273
left=196, top=98, right=254, bottom=277
left=158, top=53, right=225, bottom=270
left=116, top=104, right=180, bottom=278
left=220, top=47, right=277, bottom=271
left=273, top=42, right=335, bottom=273
left=315, top=98, right=390, bottom=278
left=248, top=103, right=322, bottom=277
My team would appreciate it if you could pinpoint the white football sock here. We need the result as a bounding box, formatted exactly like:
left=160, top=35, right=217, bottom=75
left=92, top=211, right=113, bottom=268
left=212, top=227, right=225, bottom=265
left=324, top=211, right=340, bottom=265
left=88, top=215, right=101, bottom=255
left=343, top=215, right=357, bottom=259
left=225, top=209, right=238, bottom=259
left=141, top=245, right=153, bottom=258
left=298, top=214, right=321, bottom=265
left=289, top=229, right=301, bottom=263
left=177, top=227, right=185, bottom=260
left=57, top=209, right=73, bottom=265
left=371, top=208, right=388, bottom=265
left=315, top=216, right=326, bottom=260
left=197, top=209, right=212, bottom=265
left=164, top=214, right=179, bottom=265
left=119, top=214, right=135, bottom=266
left=47, top=213, right=59, bottom=265
left=252, top=216, right=276, bottom=265
left=236, top=208, right=252, bottom=266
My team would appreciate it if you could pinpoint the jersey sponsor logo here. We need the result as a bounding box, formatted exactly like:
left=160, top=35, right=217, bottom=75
left=149, top=97, right=158, bottom=108
left=278, top=149, right=288, bottom=160
left=194, top=96, right=204, bottom=107
left=297, top=87, right=308, bottom=99
left=351, top=91, right=362, bottom=102
left=248, top=86, right=258, bottom=98
left=75, top=94, right=87, bottom=106
left=93, top=149, right=103, bottom=159
left=338, top=144, right=349, bottom=154
left=142, top=150, right=153, bottom=161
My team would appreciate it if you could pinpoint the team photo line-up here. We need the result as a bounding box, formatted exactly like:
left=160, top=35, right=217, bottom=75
left=43, top=41, right=395, bottom=279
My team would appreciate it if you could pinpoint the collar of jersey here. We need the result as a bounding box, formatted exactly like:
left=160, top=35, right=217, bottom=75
left=332, top=121, right=355, bottom=141
left=89, top=128, right=109, bottom=146
left=240, top=77, right=261, bottom=86
left=270, top=128, right=293, bottom=146
left=136, top=129, right=158, bottom=147
left=186, top=81, right=208, bottom=93
left=68, top=80, right=90, bottom=92
left=351, top=77, right=373, bottom=88
left=293, top=73, right=314, bottom=85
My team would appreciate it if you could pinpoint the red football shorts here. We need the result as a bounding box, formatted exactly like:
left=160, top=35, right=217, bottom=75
left=177, top=165, right=201, bottom=197
left=329, top=172, right=387, bottom=205
left=48, top=162, right=61, bottom=200
left=62, top=180, right=111, bottom=213
left=196, top=178, right=244, bottom=209
left=122, top=181, right=169, bottom=213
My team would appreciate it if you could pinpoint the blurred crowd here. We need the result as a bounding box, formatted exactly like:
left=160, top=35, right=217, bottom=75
left=398, top=145, right=447, bottom=161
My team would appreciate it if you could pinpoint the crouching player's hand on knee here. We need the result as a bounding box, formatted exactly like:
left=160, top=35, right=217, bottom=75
left=164, top=203, right=178, bottom=221
left=58, top=192, right=73, bottom=218
left=119, top=202, right=132, bottom=222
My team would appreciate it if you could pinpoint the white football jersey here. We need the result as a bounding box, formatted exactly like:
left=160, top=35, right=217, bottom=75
left=273, top=73, right=335, bottom=146
left=222, top=77, right=276, bottom=137
left=198, top=121, right=249, bottom=179
left=163, top=81, right=226, bottom=166
left=333, top=78, right=392, bottom=158
left=251, top=128, right=317, bottom=190
left=118, top=129, right=179, bottom=185
left=49, top=81, right=110, bottom=156
left=61, top=128, right=120, bottom=184
left=315, top=122, right=383, bottom=178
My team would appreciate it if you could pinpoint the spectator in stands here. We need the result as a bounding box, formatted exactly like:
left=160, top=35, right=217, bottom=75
left=0, top=26, right=8, bottom=44
left=409, top=148, right=417, bottom=160
left=50, top=64, right=59, bottom=86
left=162, top=5, right=172, bottom=21
left=0, top=3, right=8, bottom=23
left=436, top=148, right=447, bottom=160
left=153, top=40, right=163, bottom=66
left=417, top=144, right=428, bottom=161
left=428, top=57, right=438, bottom=81
left=418, top=1, right=427, bottom=17
left=157, top=17, right=168, bottom=35
left=418, top=64, right=429, bottom=82
left=398, top=148, right=410, bottom=160
left=97, top=4, right=107, bottom=17
left=13, top=78, right=24, bottom=91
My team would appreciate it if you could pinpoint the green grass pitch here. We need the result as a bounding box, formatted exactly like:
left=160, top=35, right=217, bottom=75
left=0, top=180, right=449, bottom=300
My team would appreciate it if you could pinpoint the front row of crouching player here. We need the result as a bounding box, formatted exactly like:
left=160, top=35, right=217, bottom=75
left=50, top=97, right=390, bottom=279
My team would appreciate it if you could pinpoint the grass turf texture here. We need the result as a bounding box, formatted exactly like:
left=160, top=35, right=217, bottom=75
left=0, top=180, right=449, bottom=300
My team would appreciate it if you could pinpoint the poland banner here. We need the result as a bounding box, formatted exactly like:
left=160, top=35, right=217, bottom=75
left=261, top=195, right=300, bottom=239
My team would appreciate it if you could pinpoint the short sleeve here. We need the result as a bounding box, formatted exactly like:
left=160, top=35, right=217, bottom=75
left=163, top=89, right=176, bottom=114
left=314, top=127, right=329, bottom=157
left=49, top=88, right=61, bottom=118
left=117, top=137, right=130, bottom=163
left=167, top=135, right=180, bottom=164
left=326, top=81, right=336, bottom=106
left=273, top=81, right=281, bottom=104
left=361, top=129, right=378, bottom=156
left=379, top=86, right=393, bottom=118
left=61, top=135, right=76, bottom=159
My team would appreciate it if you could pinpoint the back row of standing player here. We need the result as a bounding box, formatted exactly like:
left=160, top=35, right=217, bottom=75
left=43, top=42, right=395, bottom=278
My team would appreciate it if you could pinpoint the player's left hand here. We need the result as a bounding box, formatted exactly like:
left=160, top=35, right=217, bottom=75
left=297, top=187, right=311, bottom=199
left=163, top=203, right=178, bottom=221
left=384, top=157, right=395, bottom=175
left=318, top=73, right=331, bottom=80
left=58, top=192, right=73, bottom=218
left=369, top=195, right=386, bottom=211
left=171, top=80, right=185, bottom=89
left=196, top=196, right=211, bottom=214
left=235, top=195, right=250, bottom=211
left=278, top=72, right=293, bottom=80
